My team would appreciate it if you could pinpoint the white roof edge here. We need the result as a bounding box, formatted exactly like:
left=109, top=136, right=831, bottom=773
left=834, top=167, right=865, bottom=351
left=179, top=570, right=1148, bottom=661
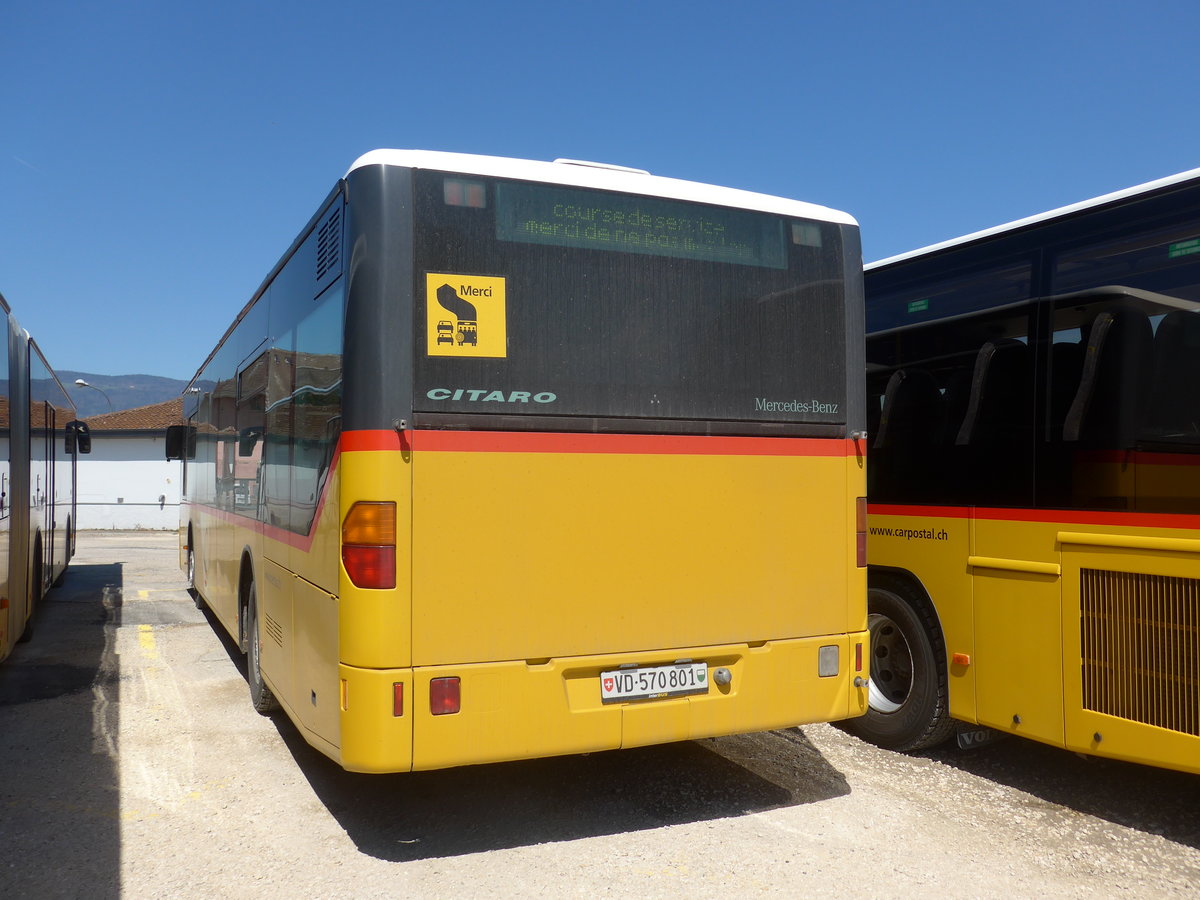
left=346, top=150, right=858, bottom=227
left=867, top=166, right=1200, bottom=271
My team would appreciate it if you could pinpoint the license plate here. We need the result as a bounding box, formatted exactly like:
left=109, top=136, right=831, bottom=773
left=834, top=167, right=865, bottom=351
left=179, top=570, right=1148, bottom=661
left=600, top=662, right=709, bottom=703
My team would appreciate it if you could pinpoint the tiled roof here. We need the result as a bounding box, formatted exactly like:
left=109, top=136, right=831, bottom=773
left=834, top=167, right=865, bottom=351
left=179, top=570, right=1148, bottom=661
left=85, top=398, right=184, bottom=431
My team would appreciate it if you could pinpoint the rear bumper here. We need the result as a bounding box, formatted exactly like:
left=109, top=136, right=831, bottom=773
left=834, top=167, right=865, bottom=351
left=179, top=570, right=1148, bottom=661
left=337, top=632, right=869, bottom=773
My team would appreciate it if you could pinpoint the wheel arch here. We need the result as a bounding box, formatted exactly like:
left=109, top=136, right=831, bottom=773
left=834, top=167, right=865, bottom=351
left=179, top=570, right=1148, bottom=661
left=237, top=546, right=257, bottom=651
left=867, top=564, right=948, bottom=667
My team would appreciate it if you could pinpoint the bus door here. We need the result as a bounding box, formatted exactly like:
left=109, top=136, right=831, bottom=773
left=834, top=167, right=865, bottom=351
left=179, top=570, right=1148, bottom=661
left=961, top=303, right=1066, bottom=745
left=969, top=514, right=1065, bottom=746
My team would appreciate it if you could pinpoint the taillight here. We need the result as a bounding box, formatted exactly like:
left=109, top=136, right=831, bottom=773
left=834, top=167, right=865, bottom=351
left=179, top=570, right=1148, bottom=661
left=856, top=496, right=867, bottom=568
left=430, top=677, right=461, bottom=715
left=342, top=501, right=397, bottom=589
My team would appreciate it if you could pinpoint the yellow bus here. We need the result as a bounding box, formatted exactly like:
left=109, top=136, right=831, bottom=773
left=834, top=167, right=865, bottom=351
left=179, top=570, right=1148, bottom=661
left=852, top=168, right=1200, bottom=773
left=168, top=151, right=869, bottom=773
left=0, top=290, right=90, bottom=662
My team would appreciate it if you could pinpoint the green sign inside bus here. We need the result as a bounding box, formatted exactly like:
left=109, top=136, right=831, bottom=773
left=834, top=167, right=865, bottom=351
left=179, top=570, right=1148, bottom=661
left=1168, top=238, right=1200, bottom=259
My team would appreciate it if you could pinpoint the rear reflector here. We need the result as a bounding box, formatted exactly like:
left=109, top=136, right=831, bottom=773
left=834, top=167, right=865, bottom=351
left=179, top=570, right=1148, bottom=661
left=855, top=641, right=863, bottom=673
left=430, top=677, right=461, bottom=715
left=818, top=645, right=839, bottom=677
left=393, top=683, right=404, bottom=717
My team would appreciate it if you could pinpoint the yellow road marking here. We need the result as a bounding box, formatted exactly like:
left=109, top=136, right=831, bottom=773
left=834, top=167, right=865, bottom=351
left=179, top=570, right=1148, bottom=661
left=137, top=624, right=159, bottom=661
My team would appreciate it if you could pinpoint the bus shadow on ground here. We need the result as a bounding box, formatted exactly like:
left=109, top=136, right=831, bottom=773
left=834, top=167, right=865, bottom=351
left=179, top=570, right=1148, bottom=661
left=925, top=735, right=1200, bottom=850
left=0, top=562, right=124, bottom=898
left=274, top=715, right=849, bottom=862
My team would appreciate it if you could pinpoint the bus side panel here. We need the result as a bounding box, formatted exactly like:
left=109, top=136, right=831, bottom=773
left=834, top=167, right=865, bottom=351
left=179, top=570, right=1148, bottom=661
left=338, top=444, right=412, bottom=669
left=192, top=508, right=242, bottom=645
left=0, top=318, right=11, bottom=660
left=971, top=517, right=1064, bottom=745
left=1061, top=540, right=1200, bottom=774
left=260, top=556, right=295, bottom=713
left=866, top=508, right=976, bottom=723
left=411, top=444, right=857, bottom=666
left=293, top=575, right=340, bottom=743
left=287, top=462, right=341, bottom=595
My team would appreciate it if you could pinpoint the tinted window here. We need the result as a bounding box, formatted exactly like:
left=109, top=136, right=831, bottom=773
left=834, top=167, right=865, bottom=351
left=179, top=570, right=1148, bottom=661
left=413, top=172, right=848, bottom=428
left=867, top=302, right=1036, bottom=507
left=1048, top=221, right=1200, bottom=513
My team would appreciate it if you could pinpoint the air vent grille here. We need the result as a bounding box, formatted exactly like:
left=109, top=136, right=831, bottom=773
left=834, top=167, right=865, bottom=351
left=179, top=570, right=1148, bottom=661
left=264, top=612, right=284, bottom=648
left=1081, top=568, right=1200, bottom=736
left=316, top=206, right=342, bottom=283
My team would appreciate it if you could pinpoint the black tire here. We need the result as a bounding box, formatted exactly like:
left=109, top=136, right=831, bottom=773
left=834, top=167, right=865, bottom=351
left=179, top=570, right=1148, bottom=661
left=246, top=581, right=279, bottom=714
left=840, top=584, right=955, bottom=752
left=52, top=517, right=71, bottom=587
left=18, top=540, right=43, bottom=643
left=186, top=538, right=203, bottom=610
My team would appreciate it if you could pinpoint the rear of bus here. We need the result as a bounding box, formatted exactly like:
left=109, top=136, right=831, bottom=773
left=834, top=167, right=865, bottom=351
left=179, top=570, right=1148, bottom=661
left=336, top=152, right=868, bottom=772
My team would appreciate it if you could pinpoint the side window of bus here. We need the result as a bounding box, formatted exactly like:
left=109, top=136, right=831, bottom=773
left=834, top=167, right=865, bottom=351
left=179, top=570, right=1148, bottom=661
left=1050, top=222, right=1200, bottom=513
left=212, top=376, right=236, bottom=511
left=291, top=283, right=344, bottom=525
left=867, top=302, right=1036, bottom=507
left=264, top=278, right=344, bottom=535
left=1049, top=292, right=1200, bottom=514
left=236, top=351, right=268, bottom=515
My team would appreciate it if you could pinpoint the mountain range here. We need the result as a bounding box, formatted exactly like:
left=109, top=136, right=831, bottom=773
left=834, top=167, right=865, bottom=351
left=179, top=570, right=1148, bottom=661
left=60, top=372, right=189, bottom=418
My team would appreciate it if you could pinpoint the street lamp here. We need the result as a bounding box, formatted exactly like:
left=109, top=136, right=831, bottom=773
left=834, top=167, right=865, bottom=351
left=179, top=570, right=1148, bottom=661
left=74, top=378, right=114, bottom=412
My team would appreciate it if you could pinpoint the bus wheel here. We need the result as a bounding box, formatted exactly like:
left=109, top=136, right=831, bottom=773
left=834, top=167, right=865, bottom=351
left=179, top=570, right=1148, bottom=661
left=843, top=585, right=954, bottom=752
left=18, top=539, right=44, bottom=643
left=52, top=517, right=71, bottom=586
left=246, top=581, right=279, bottom=714
left=186, top=539, right=203, bottom=610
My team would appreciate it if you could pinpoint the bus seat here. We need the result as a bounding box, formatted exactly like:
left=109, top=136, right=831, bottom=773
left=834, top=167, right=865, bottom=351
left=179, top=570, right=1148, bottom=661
left=955, top=339, right=1030, bottom=446
left=940, top=368, right=973, bottom=446
left=1063, top=306, right=1153, bottom=447
left=1048, top=341, right=1084, bottom=441
left=871, top=367, right=946, bottom=501
left=873, top=368, right=944, bottom=451
left=1142, top=310, right=1200, bottom=440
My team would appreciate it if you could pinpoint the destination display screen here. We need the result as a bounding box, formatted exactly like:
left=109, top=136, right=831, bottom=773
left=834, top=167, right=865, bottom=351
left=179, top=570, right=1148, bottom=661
left=494, top=182, right=788, bottom=269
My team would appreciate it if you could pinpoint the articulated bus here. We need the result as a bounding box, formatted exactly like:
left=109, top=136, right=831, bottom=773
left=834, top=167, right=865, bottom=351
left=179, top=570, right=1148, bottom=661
left=169, top=150, right=869, bottom=773
left=0, top=291, right=90, bottom=663
left=851, top=169, right=1200, bottom=774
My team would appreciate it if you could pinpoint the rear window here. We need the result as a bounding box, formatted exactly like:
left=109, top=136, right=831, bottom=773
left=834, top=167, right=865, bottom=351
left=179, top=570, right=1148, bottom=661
left=413, top=171, right=848, bottom=427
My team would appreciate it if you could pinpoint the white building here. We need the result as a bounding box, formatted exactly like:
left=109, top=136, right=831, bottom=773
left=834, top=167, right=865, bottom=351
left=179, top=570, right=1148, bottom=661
left=77, top=399, right=183, bottom=530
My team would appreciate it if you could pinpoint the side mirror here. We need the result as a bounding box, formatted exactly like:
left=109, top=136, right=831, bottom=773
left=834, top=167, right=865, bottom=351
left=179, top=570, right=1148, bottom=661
left=66, top=420, right=92, bottom=455
left=166, top=424, right=196, bottom=460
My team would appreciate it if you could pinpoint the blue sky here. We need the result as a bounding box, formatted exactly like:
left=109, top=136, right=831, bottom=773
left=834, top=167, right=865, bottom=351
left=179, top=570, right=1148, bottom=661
left=5, top=0, right=1200, bottom=380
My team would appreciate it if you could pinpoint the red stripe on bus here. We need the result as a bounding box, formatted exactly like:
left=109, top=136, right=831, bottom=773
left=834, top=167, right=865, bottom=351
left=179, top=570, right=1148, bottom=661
left=340, top=430, right=404, bottom=451
left=868, top=503, right=1200, bottom=530
left=188, top=429, right=857, bottom=552
left=186, top=439, right=347, bottom=551
left=185, top=498, right=328, bottom=552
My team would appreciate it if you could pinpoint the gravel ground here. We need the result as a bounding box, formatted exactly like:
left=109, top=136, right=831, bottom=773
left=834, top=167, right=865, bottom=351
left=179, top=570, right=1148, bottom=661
left=1, top=531, right=1198, bottom=899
